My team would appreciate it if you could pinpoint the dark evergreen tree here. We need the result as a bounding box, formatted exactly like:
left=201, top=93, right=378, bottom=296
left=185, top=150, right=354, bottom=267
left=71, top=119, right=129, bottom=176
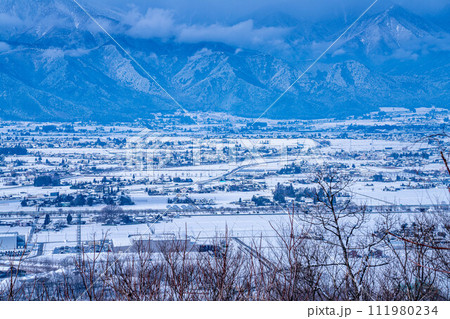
left=44, top=214, right=51, bottom=226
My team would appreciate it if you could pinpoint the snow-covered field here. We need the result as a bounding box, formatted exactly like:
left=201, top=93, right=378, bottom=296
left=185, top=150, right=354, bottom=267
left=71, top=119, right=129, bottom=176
left=1, top=110, right=449, bottom=266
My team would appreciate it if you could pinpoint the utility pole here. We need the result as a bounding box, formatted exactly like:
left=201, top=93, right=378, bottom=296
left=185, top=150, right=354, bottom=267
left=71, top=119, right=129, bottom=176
left=77, top=212, right=82, bottom=264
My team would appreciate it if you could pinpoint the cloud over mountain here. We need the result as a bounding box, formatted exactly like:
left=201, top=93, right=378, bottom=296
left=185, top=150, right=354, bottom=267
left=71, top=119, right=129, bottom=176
left=125, top=8, right=177, bottom=39
left=121, top=8, right=291, bottom=49
left=0, top=0, right=448, bottom=121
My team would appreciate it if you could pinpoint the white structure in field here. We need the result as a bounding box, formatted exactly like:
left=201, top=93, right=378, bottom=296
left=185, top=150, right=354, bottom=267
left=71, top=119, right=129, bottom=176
left=0, top=232, right=26, bottom=251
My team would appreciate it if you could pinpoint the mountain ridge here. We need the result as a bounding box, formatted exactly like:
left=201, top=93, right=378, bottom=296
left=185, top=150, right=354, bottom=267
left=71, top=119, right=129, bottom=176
left=0, top=1, right=448, bottom=121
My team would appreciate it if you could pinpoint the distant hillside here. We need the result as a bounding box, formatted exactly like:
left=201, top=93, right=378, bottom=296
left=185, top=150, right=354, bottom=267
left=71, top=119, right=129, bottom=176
left=0, top=0, right=449, bottom=121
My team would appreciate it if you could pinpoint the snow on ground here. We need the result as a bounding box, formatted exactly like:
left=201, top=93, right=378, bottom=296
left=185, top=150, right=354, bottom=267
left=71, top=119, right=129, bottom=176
left=351, top=183, right=449, bottom=206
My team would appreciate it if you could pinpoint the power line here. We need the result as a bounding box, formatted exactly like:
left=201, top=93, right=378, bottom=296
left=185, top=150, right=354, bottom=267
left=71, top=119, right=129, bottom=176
left=252, top=0, right=379, bottom=124
left=70, top=0, right=198, bottom=125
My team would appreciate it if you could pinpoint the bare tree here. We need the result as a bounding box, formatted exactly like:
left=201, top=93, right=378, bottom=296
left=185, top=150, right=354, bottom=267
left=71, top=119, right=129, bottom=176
left=266, top=206, right=328, bottom=300
left=105, top=239, right=166, bottom=300
left=298, top=169, right=392, bottom=300
left=195, top=231, right=248, bottom=300
left=381, top=213, right=444, bottom=300
left=99, top=205, right=123, bottom=225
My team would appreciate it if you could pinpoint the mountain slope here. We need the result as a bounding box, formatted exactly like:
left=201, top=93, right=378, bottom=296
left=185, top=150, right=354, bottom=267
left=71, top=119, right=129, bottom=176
left=0, top=1, right=448, bottom=121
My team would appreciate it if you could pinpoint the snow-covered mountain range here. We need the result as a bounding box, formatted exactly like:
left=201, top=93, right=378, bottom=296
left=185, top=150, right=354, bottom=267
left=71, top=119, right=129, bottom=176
left=0, top=0, right=448, bottom=121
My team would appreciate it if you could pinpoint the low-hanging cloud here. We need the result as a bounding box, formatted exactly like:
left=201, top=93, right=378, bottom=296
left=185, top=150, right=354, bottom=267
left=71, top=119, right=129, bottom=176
left=178, top=20, right=291, bottom=47
left=125, top=8, right=178, bottom=39
left=0, top=13, right=25, bottom=28
left=1, top=0, right=449, bottom=56
left=0, top=42, right=11, bottom=52
left=121, top=8, right=291, bottom=49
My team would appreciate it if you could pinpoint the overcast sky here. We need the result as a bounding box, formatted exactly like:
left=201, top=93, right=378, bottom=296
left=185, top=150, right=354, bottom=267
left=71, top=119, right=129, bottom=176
left=86, top=0, right=450, bottom=23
